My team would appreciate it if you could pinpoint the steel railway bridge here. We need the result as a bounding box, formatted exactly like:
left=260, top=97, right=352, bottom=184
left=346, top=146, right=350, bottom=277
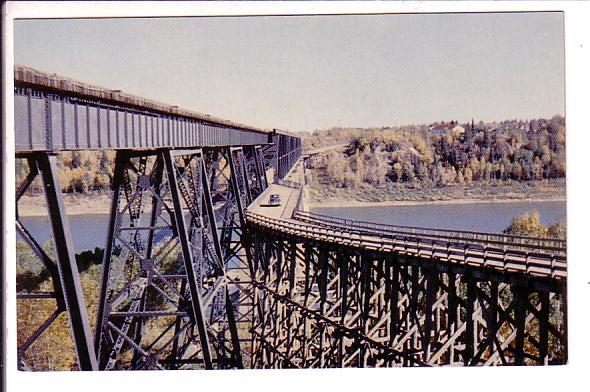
left=14, top=66, right=567, bottom=371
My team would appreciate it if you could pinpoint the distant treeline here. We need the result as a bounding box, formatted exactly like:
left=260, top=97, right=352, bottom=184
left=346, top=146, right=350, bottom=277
left=16, top=150, right=115, bottom=194
left=306, top=116, right=565, bottom=188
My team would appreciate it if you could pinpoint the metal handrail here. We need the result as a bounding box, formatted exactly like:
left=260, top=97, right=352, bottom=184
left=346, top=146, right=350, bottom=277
left=245, top=211, right=567, bottom=280
left=293, top=210, right=566, bottom=251
left=294, top=214, right=565, bottom=259
left=276, top=178, right=303, bottom=189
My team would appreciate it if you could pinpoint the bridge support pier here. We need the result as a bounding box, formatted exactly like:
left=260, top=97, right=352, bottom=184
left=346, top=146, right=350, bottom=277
left=93, top=147, right=263, bottom=370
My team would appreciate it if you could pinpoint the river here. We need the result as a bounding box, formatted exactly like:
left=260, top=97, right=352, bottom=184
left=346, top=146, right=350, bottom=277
left=17, top=200, right=566, bottom=254
left=311, top=200, right=566, bottom=233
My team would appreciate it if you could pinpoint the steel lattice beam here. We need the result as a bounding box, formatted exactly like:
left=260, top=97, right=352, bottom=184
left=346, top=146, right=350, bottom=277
left=93, top=147, right=258, bottom=370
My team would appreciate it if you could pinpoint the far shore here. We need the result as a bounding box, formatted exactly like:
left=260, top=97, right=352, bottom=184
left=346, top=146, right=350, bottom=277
left=17, top=193, right=566, bottom=217
left=307, top=196, right=566, bottom=209
left=18, top=194, right=112, bottom=217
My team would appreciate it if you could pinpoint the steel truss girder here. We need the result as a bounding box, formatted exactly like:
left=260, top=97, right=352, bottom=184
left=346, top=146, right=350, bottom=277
left=249, top=227, right=567, bottom=368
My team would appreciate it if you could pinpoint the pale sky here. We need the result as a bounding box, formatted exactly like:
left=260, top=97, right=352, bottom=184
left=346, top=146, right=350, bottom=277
left=14, top=13, right=564, bottom=132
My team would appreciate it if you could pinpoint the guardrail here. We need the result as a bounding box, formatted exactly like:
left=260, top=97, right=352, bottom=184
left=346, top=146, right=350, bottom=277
left=276, top=179, right=303, bottom=189
left=293, top=210, right=566, bottom=254
left=245, top=211, right=566, bottom=280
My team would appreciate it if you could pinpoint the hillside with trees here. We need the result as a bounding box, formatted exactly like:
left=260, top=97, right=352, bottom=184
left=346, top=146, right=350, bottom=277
left=16, top=150, right=116, bottom=195
left=305, top=116, right=566, bottom=203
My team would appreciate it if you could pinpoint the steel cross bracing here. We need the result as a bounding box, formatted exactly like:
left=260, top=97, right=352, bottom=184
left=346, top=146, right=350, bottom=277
left=14, top=143, right=272, bottom=371
left=246, top=215, right=567, bottom=367
left=203, top=146, right=269, bottom=366
left=92, top=146, right=270, bottom=370
left=95, top=149, right=214, bottom=369
left=15, top=154, right=98, bottom=370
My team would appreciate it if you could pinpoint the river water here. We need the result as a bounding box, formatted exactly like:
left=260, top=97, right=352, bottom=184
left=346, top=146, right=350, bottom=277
left=311, top=200, right=566, bottom=234
left=17, top=200, right=566, bottom=254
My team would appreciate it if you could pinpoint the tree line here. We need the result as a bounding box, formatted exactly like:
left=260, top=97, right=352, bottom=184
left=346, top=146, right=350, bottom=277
left=310, top=116, right=565, bottom=188
left=16, top=150, right=115, bottom=195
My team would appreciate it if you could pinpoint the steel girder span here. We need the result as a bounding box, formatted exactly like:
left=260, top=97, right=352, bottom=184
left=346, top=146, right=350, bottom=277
left=14, top=65, right=301, bottom=158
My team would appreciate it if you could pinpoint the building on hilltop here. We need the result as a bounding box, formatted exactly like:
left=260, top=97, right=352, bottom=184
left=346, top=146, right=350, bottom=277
left=429, top=121, right=464, bottom=137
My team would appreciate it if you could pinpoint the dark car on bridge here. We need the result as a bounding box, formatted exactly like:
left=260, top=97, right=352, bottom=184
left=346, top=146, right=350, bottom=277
left=268, top=194, right=281, bottom=207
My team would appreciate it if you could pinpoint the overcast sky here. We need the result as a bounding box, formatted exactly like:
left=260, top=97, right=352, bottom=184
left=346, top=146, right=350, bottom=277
left=14, top=13, right=564, bottom=132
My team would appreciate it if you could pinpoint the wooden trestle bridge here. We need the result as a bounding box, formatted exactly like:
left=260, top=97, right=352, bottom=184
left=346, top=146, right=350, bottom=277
left=14, top=66, right=567, bottom=371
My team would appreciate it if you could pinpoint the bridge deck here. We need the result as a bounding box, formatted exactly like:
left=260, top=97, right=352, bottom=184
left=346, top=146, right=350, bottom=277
left=248, top=183, right=301, bottom=220
left=248, top=156, right=305, bottom=219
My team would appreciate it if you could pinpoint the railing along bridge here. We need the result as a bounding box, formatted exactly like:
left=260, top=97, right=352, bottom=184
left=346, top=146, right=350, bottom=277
left=14, top=66, right=566, bottom=371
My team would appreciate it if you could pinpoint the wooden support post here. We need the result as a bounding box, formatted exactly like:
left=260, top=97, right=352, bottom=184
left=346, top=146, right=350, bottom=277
left=513, top=284, right=527, bottom=366
left=359, top=254, right=372, bottom=368
left=538, top=291, right=550, bottom=365
left=423, top=269, right=438, bottom=361
left=338, top=252, right=349, bottom=368
left=318, top=247, right=329, bottom=368
left=464, top=279, right=476, bottom=366
left=410, top=265, right=419, bottom=357
left=488, top=282, right=499, bottom=355
left=389, top=258, right=400, bottom=346
left=288, top=241, right=297, bottom=293
left=301, top=243, right=312, bottom=365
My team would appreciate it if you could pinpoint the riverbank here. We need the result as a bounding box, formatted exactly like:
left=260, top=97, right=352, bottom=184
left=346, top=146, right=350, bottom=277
left=308, top=196, right=566, bottom=208
left=18, top=194, right=112, bottom=217
left=306, top=178, right=566, bottom=207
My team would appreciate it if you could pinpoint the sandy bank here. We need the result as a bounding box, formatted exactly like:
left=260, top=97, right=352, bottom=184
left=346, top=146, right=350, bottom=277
left=308, top=197, right=567, bottom=209
left=18, top=194, right=112, bottom=217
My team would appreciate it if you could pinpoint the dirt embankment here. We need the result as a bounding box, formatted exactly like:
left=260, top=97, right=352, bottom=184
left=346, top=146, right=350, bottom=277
left=18, top=194, right=112, bottom=217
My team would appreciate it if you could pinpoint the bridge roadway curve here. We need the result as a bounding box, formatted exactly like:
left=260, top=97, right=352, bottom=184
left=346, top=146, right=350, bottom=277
left=246, top=182, right=566, bottom=283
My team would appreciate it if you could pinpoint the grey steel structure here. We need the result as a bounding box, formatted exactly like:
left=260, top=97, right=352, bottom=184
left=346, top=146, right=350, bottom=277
left=15, top=67, right=300, bottom=370
left=15, top=67, right=566, bottom=371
